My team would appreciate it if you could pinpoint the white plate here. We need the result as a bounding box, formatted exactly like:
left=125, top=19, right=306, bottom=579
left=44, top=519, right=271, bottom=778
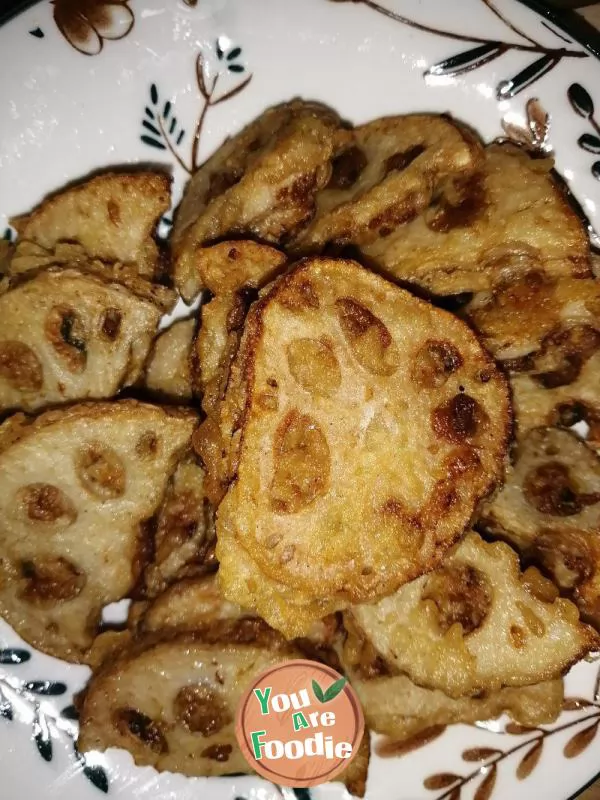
left=1, top=1, right=600, bottom=799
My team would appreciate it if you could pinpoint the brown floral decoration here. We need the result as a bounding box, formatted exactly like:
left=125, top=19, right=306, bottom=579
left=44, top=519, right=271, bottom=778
left=52, top=0, right=135, bottom=56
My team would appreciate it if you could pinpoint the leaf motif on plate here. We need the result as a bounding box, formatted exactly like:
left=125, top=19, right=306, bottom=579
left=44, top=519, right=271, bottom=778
left=462, top=747, right=501, bottom=762
left=24, top=680, right=67, bottom=697
left=562, top=697, right=594, bottom=711
left=33, top=710, right=52, bottom=762
left=578, top=134, right=600, bottom=154
left=497, top=55, right=559, bottom=100
left=0, top=648, right=31, bottom=665
left=516, top=739, right=543, bottom=780
left=568, top=83, right=594, bottom=118
left=563, top=719, right=600, bottom=758
left=474, top=765, right=497, bottom=800
left=592, top=161, right=600, bottom=180
left=425, top=43, right=505, bottom=77
left=504, top=722, right=537, bottom=735
left=423, top=772, right=461, bottom=790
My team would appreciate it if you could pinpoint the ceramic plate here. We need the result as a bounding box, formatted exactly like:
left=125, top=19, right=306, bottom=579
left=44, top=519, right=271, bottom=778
left=1, top=1, right=600, bottom=799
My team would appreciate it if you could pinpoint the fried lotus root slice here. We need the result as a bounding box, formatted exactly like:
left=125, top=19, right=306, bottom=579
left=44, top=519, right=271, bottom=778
left=362, top=143, right=591, bottom=295
left=352, top=673, right=563, bottom=742
left=194, top=241, right=287, bottom=411
left=510, top=357, right=600, bottom=450
left=145, top=319, right=196, bottom=403
left=0, top=269, right=166, bottom=413
left=479, top=427, right=600, bottom=629
left=349, top=532, right=599, bottom=698
left=294, top=114, right=482, bottom=250
left=10, top=172, right=170, bottom=279
left=0, top=400, right=197, bottom=662
left=142, top=455, right=214, bottom=598
left=464, top=273, right=600, bottom=366
left=78, top=635, right=292, bottom=777
left=216, top=257, right=510, bottom=612
left=172, top=100, right=346, bottom=300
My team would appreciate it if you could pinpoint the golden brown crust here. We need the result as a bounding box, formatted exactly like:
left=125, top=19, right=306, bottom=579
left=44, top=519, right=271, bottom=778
left=0, top=268, right=165, bottom=413
left=294, top=113, right=483, bottom=250
left=10, top=172, right=170, bottom=280
left=362, top=144, right=591, bottom=295
left=0, top=400, right=197, bottom=662
left=145, top=319, right=196, bottom=403
left=172, top=100, right=347, bottom=300
left=479, top=427, right=600, bottom=630
left=216, top=257, right=510, bottom=631
left=349, top=531, right=599, bottom=698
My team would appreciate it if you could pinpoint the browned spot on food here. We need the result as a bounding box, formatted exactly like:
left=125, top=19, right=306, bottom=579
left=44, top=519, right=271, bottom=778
left=45, top=305, right=87, bottom=373
left=201, top=743, right=232, bottom=762
left=423, top=563, right=491, bottom=635
left=509, top=624, right=526, bottom=649
left=431, top=394, right=483, bottom=443
left=278, top=172, right=317, bottom=204
left=384, top=144, right=425, bottom=175
left=76, top=443, right=126, bottom=499
left=205, top=170, right=241, bottom=204
left=327, top=145, right=368, bottom=190
left=107, top=199, right=121, bottom=225
left=256, top=391, right=279, bottom=411
left=446, top=446, right=481, bottom=477
left=532, top=325, right=600, bottom=388
left=20, top=557, right=85, bottom=605
left=280, top=544, right=295, bottom=564
left=532, top=529, right=594, bottom=590
left=136, top=431, right=159, bottom=459
left=368, top=197, right=419, bottom=232
left=336, top=297, right=399, bottom=376
left=270, top=410, right=331, bottom=514
left=114, top=708, right=167, bottom=753
left=0, top=341, right=43, bottom=391
left=226, top=286, right=259, bottom=332
left=287, top=337, right=342, bottom=397
left=524, top=462, right=600, bottom=517
left=101, top=308, right=122, bottom=340
left=173, top=684, right=232, bottom=736
left=18, top=483, right=77, bottom=525
left=412, top=340, right=463, bottom=389
left=227, top=247, right=239, bottom=260
left=279, top=278, right=320, bottom=311
left=155, top=490, right=201, bottom=563
left=426, top=174, right=485, bottom=233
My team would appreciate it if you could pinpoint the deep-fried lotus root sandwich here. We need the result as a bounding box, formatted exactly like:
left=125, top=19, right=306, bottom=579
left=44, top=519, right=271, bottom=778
left=293, top=114, right=482, bottom=251
left=172, top=100, right=347, bottom=300
left=10, top=172, right=171, bottom=280
left=215, top=257, right=510, bottom=635
left=145, top=318, right=196, bottom=403
left=193, top=240, right=287, bottom=410
left=0, top=268, right=168, bottom=413
left=0, top=401, right=197, bottom=662
left=362, top=144, right=591, bottom=295
left=142, top=454, right=214, bottom=598
left=79, top=625, right=370, bottom=795
left=479, top=427, right=600, bottom=629
left=348, top=532, right=599, bottom=699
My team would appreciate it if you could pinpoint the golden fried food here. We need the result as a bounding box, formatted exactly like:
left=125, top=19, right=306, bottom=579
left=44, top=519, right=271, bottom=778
left=172, top=100, right=346, bottom=300
left=479, top=427, right=600, bottom=629
left=511, top=359, right=600, bottom=449
left=216, top=257, right=510, bottom=623
left=10, top=172, right=170, bottom=279
left=194, top=240, right=287, bottom=410
left=349, top=532, right=599, bottom=698
left=142, top=455, right=214, bottom=598
left=464, top=273, right=600, bottom=365
left=350, top=673, right=563, bottom=741
left=0, top=268, right=169, bottom=413
left=0, top=239, right=13, bottom=277
left=145, top=318, right=196, bottom=403
left=294, top=114, right=482, bottom=250
left=0, top=400, right=197, bottom=662
left=78, top=634, right=294, bottom=777
left=362, top=144, right=591, bottom=295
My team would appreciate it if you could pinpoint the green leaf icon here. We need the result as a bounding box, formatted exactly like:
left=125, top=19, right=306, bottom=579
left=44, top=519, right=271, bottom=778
left=312, top=676, right=346, bottom=703
left=323, top=677, right=347, bottom=702
left=312, top=679, right=325, bottom=703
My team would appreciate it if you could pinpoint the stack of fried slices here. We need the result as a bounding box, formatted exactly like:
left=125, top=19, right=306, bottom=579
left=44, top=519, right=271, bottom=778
left=1, top=100, right=600, bottom=795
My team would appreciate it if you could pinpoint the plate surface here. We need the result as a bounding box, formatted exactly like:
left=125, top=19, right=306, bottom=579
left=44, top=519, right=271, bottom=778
left=1, top=1, right=600, bottom=799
